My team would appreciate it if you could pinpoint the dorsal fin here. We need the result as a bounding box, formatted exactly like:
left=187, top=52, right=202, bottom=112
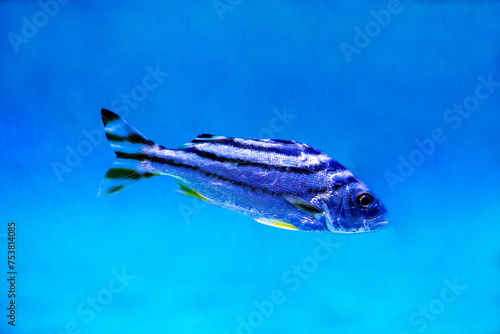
left=267, top=139, right=298, bottom=145
left=178, top=134, right=225, bottom=149
left=196, top=133, right=215, bottom=139
left=191, top=134, right=227, bottom=143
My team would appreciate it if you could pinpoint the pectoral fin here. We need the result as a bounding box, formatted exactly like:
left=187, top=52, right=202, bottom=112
left=284, top=195, right=325, bottom=215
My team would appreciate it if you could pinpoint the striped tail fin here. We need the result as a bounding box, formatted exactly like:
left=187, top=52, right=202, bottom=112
left=98, top=109, right=161, bottom=196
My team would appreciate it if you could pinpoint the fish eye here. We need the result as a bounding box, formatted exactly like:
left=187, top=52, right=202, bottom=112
left=357, top=193, right=375, bottom=208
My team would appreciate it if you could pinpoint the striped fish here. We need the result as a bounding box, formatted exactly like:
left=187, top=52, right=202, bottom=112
left=98, top=109, right=388, bottom=233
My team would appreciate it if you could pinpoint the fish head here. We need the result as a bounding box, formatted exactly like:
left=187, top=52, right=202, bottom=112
left=322, top=179, right=388, bottom=234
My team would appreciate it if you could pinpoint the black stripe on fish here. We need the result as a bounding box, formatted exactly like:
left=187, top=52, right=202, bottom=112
left=101, top=108, right=121, bottom=126
left=105, top=132, right=155, bottom=146
left=108, top=185, right=125, bottom=194
left=332, top=183, right=343, bottom=191
left=126, top=133, right=155, bottom=145
left=115, top=150, right=346, bottom=197
left=106, top=133, right=125, bottom=142
left=115, top=152, right=150, bottom=160
left=104, top=168, right=158, bottom=180
left=346, top=176, right=358, bottom=183
left=329, top=176, right=358, bottom=191
left=113, top=152, right=287, bottom=196
left=105, top=168, right=141, bottom=180
left=167, top=158, right=279, bottom=195
left=308, top=186, right=329, bottom=194
left=114, top=151, right=341, bottom=196
left=183, top=147, right=343, bottom=174
left=114, top=148, right=340, bottom=174
left=190, top=138, right=323, bottom=157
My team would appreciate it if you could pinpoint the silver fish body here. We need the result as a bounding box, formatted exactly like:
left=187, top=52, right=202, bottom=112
left=99, top=109, right=388, bottom=233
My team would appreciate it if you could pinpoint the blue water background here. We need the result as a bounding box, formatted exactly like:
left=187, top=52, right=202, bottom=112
left=0, top=1, right=499, bottom=333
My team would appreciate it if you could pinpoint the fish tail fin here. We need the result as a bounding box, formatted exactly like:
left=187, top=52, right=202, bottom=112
left=98, top=108, right=162, bottom=196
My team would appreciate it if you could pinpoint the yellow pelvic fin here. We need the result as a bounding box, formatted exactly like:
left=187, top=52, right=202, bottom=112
left=255, top=218, right=299, bottom=231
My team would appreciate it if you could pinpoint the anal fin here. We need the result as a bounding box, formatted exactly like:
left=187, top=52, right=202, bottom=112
left=175, top=179, right=210, bottom=202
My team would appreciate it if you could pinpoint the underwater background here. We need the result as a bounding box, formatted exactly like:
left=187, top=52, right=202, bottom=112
left=1, top=1, right=499, bottom=333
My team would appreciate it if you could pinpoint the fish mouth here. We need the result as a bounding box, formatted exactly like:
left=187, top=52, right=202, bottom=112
left=363, top=216, right=389, bottom=231
left=369, top=220, right=389, bottom=231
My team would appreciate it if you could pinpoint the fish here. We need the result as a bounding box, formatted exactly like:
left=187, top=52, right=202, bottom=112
left=98, top=108, right=388, bottom=233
